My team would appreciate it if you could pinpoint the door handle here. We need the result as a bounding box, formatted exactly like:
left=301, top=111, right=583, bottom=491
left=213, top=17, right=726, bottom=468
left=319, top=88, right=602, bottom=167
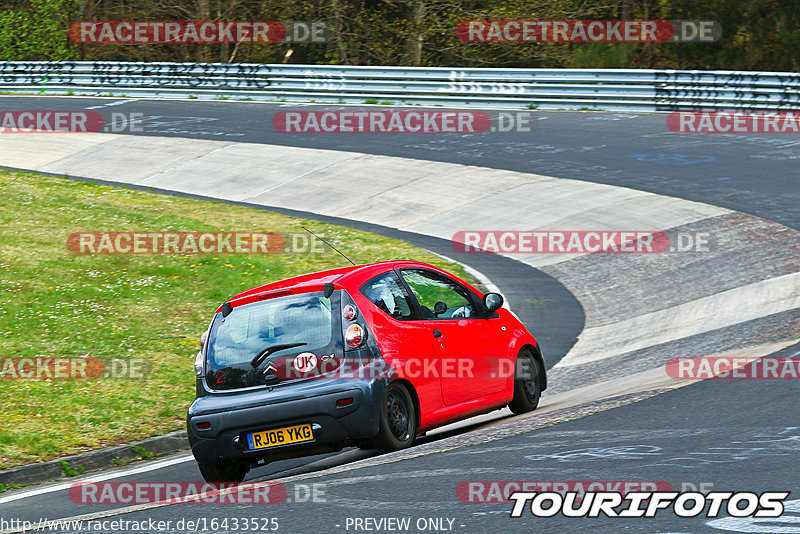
left=433, top=329, right=443, bottom=338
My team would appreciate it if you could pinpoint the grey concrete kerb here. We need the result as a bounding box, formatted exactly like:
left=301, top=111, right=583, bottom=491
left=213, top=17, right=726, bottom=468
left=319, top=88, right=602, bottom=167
left=0, top=431, right=188, bottom=486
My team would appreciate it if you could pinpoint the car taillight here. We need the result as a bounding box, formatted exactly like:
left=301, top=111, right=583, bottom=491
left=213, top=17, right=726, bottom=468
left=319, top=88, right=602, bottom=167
left=345, top=324, right=365, bottom=348
left=343, top=304, right=358, bottom=321
left=194, top=351, right=204, bottom=377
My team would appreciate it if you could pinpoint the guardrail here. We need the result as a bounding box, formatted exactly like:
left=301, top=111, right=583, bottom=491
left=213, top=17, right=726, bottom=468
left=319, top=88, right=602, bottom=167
left=1, top=61, right=799, bottom=111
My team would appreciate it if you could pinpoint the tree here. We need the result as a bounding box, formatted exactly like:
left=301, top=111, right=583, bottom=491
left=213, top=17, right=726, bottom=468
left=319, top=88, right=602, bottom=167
left=0, top=0, right=77, bottom=60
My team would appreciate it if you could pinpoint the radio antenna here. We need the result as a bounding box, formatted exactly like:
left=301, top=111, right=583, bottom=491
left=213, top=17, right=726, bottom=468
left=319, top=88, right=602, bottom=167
left=301, top=226, right=356, bottom=266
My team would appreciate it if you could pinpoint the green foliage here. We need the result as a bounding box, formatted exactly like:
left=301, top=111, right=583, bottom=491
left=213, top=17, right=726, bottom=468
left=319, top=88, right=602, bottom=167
left=0, top=2, right=797, bottom=90
left=654, top=0, right=800, bottom=71
left=112, top=446, right=157, bottom=466
left=0, top=0, right=795, bottom=70
left=571, top=44, right=627, bottom=69
left=0, top=0, right=77, bottom=60
left=59, top=460, right=85, bottom=477
left=0, top=483, right=26, bottom=493
left=131, top=445, right=156, bottom=459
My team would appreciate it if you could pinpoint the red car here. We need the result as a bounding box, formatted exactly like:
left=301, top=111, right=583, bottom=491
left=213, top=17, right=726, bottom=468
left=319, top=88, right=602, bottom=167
left=188, top=261, right=546, bottom=482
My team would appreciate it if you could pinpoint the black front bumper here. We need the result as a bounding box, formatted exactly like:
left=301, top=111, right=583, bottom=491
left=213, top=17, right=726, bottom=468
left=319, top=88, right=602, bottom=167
left=187, top=378, right=386, bottom=464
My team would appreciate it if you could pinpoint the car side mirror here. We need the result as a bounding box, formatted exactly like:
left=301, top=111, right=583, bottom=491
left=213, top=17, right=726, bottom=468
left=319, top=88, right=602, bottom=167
left=433, top=301, right=448, bottom=316
left=483, top=292, right=504, bottom=313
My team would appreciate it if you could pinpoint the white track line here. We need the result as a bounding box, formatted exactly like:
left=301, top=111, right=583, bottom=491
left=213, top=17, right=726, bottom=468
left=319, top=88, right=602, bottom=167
left=0, top=454, right=193, bottom=505
left=85, top=99, right=138, bottom=109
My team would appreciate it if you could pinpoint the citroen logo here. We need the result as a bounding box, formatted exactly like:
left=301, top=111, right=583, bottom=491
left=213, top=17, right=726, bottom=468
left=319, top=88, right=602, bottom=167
left=263, top=360, right=277, bottom=374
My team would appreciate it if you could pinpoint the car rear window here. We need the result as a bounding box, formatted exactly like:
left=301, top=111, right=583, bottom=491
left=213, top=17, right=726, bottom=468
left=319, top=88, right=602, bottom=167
left=205, top=291, right=339, bottom=389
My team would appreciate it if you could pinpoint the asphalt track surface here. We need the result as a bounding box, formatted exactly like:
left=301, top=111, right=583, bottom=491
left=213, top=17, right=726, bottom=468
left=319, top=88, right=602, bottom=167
left=1, top=97, right=798, bottom=533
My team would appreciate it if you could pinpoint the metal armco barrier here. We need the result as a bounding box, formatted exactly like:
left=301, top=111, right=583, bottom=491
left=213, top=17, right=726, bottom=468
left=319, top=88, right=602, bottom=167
left=1, top=61, right=799, bottom=111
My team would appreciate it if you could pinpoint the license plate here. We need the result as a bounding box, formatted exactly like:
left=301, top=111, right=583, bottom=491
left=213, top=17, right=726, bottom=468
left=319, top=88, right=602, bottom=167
left=246, top=423, right=314, bottom=450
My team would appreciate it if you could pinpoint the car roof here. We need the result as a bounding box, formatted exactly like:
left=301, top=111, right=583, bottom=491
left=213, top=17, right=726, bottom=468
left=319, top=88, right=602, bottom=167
left=216, top=260, right=444, bottom=312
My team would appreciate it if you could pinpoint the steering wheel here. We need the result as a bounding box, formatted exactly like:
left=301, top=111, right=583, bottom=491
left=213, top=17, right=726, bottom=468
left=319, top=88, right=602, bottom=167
left=451, top=306, right=471, bottom=319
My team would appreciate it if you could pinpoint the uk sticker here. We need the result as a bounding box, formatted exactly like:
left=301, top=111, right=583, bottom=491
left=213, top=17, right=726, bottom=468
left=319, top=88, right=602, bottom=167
left=293, top=352, right=318, bottom=372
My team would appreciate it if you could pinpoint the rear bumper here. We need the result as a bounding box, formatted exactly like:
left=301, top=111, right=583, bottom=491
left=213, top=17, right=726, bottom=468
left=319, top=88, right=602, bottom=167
left=187, top=378, right=386, bottom=464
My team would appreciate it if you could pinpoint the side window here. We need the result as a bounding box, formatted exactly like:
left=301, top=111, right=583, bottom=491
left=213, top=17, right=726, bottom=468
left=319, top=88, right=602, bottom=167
left=360, top=271, right=414, bottom=320
left=400, top=269, right=475, bottom=320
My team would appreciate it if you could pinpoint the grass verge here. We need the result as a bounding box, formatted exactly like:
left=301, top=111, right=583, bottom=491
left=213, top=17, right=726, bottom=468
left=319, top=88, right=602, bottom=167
left=0, top=169, right=476, bottom=469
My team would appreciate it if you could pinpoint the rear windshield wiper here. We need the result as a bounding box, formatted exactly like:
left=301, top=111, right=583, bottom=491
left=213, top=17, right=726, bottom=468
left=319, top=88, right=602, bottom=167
left=250, top=342, right=307, bottom=368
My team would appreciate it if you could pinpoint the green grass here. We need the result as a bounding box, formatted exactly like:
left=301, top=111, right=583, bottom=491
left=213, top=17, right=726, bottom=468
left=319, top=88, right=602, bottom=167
left=0, top=170, right=476, bottom=469
left=60, top=460, right=86, bottom=477
left=112, top=445, right=158, bottom=467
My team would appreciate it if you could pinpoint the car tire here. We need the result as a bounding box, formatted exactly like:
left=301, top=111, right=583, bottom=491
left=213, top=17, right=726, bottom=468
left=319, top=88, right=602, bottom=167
left=197, top=459, right=249, bottom=483
left=370, top=382, right=417, bottom=453
left=509, top=348, right=541, bottom=415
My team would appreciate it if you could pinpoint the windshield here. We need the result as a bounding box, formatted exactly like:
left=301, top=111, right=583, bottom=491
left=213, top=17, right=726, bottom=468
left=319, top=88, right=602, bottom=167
left=205, top=291, right=340, bottom=390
